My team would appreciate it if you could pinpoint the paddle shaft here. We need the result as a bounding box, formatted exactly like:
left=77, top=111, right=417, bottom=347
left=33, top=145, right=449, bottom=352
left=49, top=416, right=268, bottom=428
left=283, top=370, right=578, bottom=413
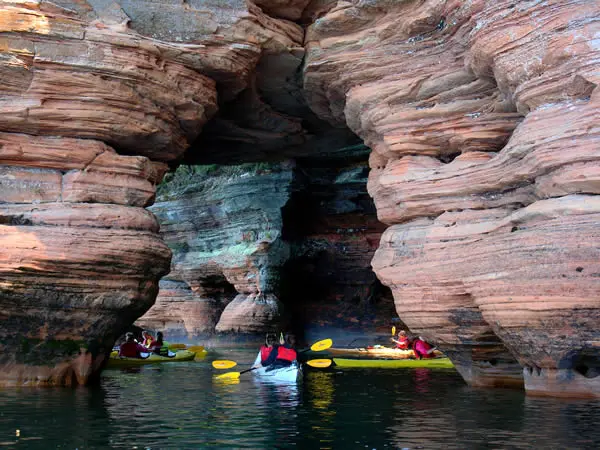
left=240, top=366, right=259, bottom=375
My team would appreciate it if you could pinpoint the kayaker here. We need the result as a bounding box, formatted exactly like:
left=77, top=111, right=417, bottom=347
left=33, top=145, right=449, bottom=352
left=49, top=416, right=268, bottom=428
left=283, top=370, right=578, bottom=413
left=149, top=331, right=170, bottom=357
left=413, top=336, right=436, bottom=359
left=118, top=332, right=150, bottom=358
left=142, top=330, right=156, bottom=348
left=271, top=333, right=297, bottom=368
left=259, top=333, right=278, bottom=365
left=390, top=330, right=410, bottom=350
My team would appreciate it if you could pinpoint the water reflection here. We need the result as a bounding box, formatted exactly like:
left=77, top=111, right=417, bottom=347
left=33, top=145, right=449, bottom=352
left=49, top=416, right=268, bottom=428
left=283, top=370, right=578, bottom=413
left=1, top=352, right=599, bottom=449
left=305, top=371, right=336, bottom=449
left=0, top=386, right=112, bottom=449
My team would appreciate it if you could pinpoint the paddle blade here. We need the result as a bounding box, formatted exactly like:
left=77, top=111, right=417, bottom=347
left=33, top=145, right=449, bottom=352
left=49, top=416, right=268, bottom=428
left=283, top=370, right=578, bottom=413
left=307, top=359, right=332, bottom=368
left=212, top=360, right=237, bottom=369
left=310, top=338, right=333, bottom=352
left=392, top=326, right=396, bottom=336
left=215, top=371, right=241, bottom=380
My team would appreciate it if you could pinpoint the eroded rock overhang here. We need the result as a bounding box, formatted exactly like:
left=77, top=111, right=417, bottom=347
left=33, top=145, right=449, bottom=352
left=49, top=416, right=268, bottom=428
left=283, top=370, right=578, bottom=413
left=0, top=0, right=304, bottom=386
left=303, top=0, right=600, bottom=397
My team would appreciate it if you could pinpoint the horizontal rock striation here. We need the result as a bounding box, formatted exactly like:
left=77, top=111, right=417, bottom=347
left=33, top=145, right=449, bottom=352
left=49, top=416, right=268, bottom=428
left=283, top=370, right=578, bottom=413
left=137, top=163, right=294, bottom=338
left=281, top=152, right=395, bottom=332
left=0, top=0, right=306, bottom=385
left=0, top=133, right=171, bottom=386
left=305, top=0, right=600, bottom=396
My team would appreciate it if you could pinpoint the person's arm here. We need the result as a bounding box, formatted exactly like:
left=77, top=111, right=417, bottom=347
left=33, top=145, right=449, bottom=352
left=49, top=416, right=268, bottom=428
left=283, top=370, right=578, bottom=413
left=390, top=338, right=400, bottom=345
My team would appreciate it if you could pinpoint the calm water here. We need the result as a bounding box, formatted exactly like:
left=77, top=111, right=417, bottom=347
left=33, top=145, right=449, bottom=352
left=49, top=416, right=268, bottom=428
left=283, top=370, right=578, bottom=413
left=1, top=349, right=600, bottom=449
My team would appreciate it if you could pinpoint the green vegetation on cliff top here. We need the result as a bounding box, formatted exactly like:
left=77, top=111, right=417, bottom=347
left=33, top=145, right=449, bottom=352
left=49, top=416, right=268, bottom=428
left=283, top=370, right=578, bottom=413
left=157, top=162, right=282, bottom=199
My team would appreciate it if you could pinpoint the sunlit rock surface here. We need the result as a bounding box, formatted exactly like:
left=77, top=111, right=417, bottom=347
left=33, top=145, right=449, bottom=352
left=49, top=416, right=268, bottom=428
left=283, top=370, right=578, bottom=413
left=0, top=0, right=303, bottom=385
left=305, top=0, right=600, bottom=397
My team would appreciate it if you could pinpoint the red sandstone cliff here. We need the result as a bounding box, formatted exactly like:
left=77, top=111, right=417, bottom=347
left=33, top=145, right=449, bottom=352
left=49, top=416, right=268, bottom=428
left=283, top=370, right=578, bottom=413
left=1, top=0, right=598, bottom=399
left=0, top=0, right=302, bottom=386
left=304, top=0, right=600, bottom=397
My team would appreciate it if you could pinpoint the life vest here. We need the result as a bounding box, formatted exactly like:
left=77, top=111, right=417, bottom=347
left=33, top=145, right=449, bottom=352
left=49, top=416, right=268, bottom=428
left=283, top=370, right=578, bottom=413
left=276, top=346, right=297, bottom=362
left=260, top=345, right=272, bottom=363
left=414, top=339, right=434, bottom=359
left=152, top=343, right=169, bottom=356
left=396, top=336, right=409, bottom=350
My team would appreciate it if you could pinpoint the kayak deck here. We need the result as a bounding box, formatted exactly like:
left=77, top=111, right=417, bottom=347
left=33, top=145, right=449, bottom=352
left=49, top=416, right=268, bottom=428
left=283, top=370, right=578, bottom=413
left=329, top=347, right=415, bottom=359
left=253, top=363, right=302, bottom=383
left=107, top=350, right=197, bottom=368
left=333, top=357, right=454, bottom=369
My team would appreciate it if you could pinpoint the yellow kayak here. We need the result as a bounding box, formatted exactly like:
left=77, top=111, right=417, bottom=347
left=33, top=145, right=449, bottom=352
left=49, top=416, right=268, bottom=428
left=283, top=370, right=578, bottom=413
left=107, top=350, right=197, bottom=368
left=333, top=357, right=454, bottom=369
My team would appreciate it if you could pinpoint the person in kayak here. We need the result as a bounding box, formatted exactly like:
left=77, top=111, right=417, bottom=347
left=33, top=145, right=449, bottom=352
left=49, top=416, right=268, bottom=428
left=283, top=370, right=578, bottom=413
left=256, top=332, right=297, bottom=370
left=259, top=333, right=278, bottom=365
left=270, top=333, right=297, bottom=369
left=390, top=330, right=411, bottom=350
left=141, top=330, right=156, bottom=348
left=413, top=336, right=437, bottom=359
left=149, top=332, right=171, bottom=357
left=118, top=332, right=150, bottom=358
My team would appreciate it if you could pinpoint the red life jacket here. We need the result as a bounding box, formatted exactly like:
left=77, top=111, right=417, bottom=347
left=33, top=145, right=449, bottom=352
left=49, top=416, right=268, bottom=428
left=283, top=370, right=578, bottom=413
left=276, top=346, right=297, bottom=362
left=396, top=336, right=409, bottom=350
left=260, top=345, right=272, bottom=363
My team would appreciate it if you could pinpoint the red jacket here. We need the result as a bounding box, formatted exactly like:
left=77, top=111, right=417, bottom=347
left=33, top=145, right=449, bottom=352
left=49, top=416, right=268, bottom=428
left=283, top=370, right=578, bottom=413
left=276, top=346, right=297, bottom=362
left=260, top=345, right=274, bottom=363
left=413, top=339, right=434, bottom=359
left=395, top=336, right=410, bottom=350
left=119, top=342, right=148, bottom=358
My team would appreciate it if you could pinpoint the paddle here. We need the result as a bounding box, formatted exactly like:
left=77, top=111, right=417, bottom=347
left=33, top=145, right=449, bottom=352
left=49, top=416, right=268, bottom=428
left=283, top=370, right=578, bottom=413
left=300, top=338, right=333, bottom=354
left=306, top=359, right=332, bottom=368
left=215, top=358, right=332, bottom=380
left=212, top=360, right=237, bottom=370
left=187, top=345, right=205, bottom=354
left=392, top=326, right=396, bottom=336
left=215, top=366, right=258, bottom=380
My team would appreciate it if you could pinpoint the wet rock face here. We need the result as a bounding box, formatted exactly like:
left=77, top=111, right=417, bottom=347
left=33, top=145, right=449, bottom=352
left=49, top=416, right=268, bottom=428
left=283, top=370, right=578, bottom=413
left=138, top=153, right=396, bottom=340
left=0, top=0, right=302, bottom=385
left=305, top=0, right=600, bottom=397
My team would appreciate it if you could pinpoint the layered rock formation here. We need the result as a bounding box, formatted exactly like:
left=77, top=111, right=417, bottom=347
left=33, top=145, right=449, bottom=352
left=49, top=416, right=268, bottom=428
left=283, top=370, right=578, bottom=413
left=281, top=148, right=395, bottom=334
left=139, top=147, right=396, bottom=341
left=2, top=0, right=598, bottom=399
left=0, top=0, right=303, bottom=385
left=137, top=162, right=294, bottom=338
left=304, top=0, right=600, bottom=397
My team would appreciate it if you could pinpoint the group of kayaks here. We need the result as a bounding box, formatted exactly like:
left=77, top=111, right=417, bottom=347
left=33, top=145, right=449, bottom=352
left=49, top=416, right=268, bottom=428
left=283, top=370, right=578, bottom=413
left=108, top=340, right=454, bottom=384
left=107, top=345, right=207, bottom=368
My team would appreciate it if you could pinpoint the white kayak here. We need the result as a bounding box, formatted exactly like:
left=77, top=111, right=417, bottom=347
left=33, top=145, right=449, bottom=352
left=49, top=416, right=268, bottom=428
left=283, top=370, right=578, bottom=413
left=253, top=362, right=302, bottom=383
left=252, top=352, right=302, bottom=383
